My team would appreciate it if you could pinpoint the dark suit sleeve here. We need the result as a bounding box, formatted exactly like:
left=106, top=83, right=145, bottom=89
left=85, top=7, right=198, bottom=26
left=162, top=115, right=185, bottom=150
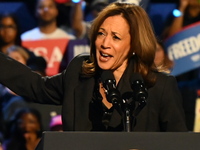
left=159, top=75, right=188, bottom=131
left=0, top=52, right=65, bottom=105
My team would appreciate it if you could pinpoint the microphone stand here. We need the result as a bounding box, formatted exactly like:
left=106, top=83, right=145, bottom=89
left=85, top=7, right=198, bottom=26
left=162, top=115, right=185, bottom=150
left=133, top=96, right=147, bottom=117
left=124, top=104, right=132, bottom=132
left=122, top=98, right=134, bottom=132
left=122, top=96, right=147, bottom=132
left=125, top=109, right=132, bottom=132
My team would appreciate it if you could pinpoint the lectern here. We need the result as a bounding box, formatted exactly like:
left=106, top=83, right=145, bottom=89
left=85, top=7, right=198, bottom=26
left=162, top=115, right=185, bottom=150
left=36, top=131, right=200, bottom=150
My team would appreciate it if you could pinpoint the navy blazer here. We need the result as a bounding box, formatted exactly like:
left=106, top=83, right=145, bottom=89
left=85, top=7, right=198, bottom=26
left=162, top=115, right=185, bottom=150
left=0, top=53, right=187, bottom=131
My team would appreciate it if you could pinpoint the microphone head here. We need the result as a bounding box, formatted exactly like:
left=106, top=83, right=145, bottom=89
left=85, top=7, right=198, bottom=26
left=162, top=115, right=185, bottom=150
left=130, top=73, right=148, bottom=101
left=101, top=70, right=121, bottom=104
left=101, top=70, right=117, bottom=91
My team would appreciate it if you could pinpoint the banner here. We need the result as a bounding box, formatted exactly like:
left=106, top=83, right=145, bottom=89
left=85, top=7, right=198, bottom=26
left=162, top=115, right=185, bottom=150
left=164, top=21, right=200, bottom=76
left=60, top=39, right=90, bottom=72
left=22, top=38, right=69, bottom=76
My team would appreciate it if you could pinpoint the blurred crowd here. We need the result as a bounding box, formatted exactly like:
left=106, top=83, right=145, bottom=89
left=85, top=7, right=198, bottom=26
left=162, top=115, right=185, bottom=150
left=0, top=0, right=199, bottom=149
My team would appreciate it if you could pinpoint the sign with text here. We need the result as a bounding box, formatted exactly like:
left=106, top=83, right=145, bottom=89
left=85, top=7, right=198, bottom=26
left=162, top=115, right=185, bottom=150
left=164, top=21, right=200, bottom=76
left=58, top=39, right=90, bottom=72
left=65, top=39, right=90, bottom=62
left=22, top=38, right=69, bottom=76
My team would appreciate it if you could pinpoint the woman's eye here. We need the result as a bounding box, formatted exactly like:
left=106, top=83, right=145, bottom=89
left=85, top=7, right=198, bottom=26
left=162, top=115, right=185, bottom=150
left=113, top=35, right=120, bottom=40
left=97, top=32, right=105, bottom=36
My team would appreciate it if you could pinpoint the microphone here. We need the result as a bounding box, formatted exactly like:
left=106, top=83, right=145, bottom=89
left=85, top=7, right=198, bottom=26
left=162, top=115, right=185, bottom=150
left=131, top=73, right=148, bottom=101
left=101, top=70, right=121, bottom=105
left=130, top=73, right=148, bottom=116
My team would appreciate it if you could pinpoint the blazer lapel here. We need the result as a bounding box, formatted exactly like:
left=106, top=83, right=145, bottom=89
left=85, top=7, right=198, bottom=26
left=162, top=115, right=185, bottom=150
left=74, top=77, right=95, bottom=131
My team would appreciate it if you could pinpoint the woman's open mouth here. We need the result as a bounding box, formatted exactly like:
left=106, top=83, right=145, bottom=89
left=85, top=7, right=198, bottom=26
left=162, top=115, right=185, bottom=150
left=99, top=51, right=113, bottom=62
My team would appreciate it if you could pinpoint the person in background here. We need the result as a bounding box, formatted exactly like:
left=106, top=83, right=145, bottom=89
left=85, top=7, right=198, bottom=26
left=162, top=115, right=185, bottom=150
left=0, top=2, right=187, bottom=132
left=0, top=13, right=21, bottom=54
left=2, top=107, right=43, bottom=150
left=21, top=0, right=75, bottom=41
left=162, top=0, right=200, bottom=131
left=70, top=0, right=109, bottom=39
left=0, top=13, right=36, bottom=59
left=6, top=45, right=30, bottom=65
left=55, top=0, right=75, bottom=35
left=154, top=39, right=174, bottom=74
left=162, top=0, right=200, bottom=39
left=0, top=45, right=31, bottom=139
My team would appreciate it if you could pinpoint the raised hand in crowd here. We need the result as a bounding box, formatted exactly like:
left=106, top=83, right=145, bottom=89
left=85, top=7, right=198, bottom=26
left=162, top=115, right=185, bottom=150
left=162, top=0, right=200, bottom=39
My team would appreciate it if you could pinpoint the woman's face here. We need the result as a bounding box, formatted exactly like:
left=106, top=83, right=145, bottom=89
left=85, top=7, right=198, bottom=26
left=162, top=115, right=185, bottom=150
left=0, top=17, right=17, bottom=44
left=17, top=113, right=41, bottom=135
left=95, top=15, right=131, bottom=72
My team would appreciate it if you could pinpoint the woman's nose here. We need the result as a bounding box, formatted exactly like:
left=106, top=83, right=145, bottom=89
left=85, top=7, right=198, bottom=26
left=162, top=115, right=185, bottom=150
left=101, top=36, right=111, bottom=49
